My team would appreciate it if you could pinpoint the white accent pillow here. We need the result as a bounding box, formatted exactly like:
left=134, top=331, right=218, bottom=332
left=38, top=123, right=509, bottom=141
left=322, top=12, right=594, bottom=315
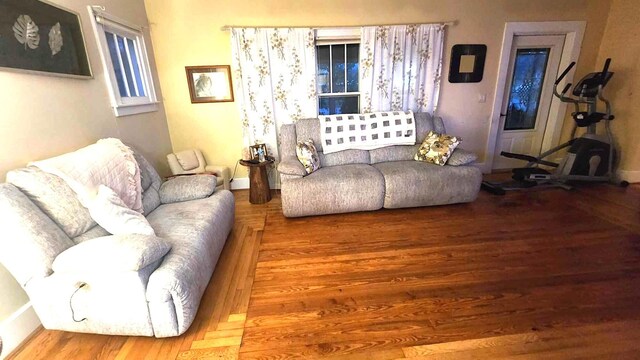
left=89, top=185, right=155, bottom=236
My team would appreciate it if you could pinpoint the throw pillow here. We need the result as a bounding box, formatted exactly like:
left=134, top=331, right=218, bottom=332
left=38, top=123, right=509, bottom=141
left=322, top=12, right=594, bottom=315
left=296, top=139, right=321, bottom=174
left=88, top=185, right=156, bottom=236
left=414, top=131, right=461, bottom=166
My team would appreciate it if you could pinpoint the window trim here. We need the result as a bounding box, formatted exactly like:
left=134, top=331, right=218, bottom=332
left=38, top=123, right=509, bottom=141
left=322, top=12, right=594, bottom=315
left=88, top=7, right=159, bottom=117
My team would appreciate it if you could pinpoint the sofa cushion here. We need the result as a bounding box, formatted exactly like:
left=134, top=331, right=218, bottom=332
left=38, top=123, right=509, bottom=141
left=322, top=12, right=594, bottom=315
left=280, top=164, right=385, bottom=217
left=319, top=149, right=370, bottom=167
left=373, top=161, right=482, bottom=209
left=447, top=148, right=478, bottom=166
left=159, top=175, right=217, bottom=204
left=6, top=167, right=95, bottom=238
left=133, top=151, right=162, bottom=214
left=53, top=234, right=170, bottom=273
left=415, top=131, right=461, bottom=166
left=369, top=145, right=419, bottom=164
left=296, top=139, right=321, bottom=174
left=295, top=118, right=323, bottom=151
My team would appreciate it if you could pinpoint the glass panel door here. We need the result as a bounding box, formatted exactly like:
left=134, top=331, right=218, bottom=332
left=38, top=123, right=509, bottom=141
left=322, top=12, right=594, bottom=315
left=504, top=48, right=550, bottom=130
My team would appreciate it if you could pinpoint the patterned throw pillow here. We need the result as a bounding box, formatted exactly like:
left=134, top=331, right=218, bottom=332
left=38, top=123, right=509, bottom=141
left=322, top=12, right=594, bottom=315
left=414, top=131, right=461, bottom=166
left=296, top=139, right=321, bottom=174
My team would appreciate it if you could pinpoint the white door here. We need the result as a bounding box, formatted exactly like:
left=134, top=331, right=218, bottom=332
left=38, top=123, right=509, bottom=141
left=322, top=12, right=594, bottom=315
left=493, top=35, right=565, bottom=170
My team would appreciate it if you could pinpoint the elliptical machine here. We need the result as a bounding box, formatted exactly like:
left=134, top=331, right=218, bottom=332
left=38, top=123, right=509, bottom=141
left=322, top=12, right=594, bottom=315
left=482, top=58, right=627, bottom=195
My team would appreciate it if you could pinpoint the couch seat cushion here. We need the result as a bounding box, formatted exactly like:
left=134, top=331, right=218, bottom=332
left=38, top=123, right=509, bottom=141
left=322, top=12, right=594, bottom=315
left=281, top=164, right=384, bottom=217
left=373, top=161, right=482, bottom=209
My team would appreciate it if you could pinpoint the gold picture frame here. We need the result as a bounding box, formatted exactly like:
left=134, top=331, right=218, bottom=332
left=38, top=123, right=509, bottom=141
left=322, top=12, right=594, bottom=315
left=185, top=65, right=234, bottom=103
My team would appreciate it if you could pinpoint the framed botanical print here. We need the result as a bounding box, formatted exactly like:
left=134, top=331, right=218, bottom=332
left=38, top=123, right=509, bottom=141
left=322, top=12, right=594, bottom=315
left=185, top=65, right=234, bottom=103
left=0, top=0, right=92, bottom=78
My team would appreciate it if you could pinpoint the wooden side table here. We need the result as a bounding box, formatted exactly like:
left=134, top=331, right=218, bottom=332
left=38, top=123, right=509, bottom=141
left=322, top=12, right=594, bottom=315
left=239, top=159, right=273, bottom=204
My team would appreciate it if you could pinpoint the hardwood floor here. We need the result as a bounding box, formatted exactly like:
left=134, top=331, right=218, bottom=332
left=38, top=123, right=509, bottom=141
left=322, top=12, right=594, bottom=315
left=8, top=184, right=640, bottom=359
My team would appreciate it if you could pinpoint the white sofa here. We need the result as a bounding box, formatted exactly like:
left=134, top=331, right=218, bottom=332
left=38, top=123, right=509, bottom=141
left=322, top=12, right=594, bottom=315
left=0, top=149, right=234, bottom=337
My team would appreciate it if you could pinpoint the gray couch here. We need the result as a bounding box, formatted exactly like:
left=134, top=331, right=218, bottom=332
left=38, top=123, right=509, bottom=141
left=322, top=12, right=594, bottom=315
left=278, top=113, right=482, bottom=217
left=0, top=150, right=234, bottom=337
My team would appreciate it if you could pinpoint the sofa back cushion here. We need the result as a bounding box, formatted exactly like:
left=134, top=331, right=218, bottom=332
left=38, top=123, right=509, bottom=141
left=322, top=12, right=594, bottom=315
left=295, top=118, right=324, bottom=152
left=133, top=150, right=162, bottom=215
left=369, top=112, right=447, bottom=164
left=0, top=183, right=75, bottom=285
left=6, top=167, right=96, bottom=238
left=294, top=113, right=446, bottom=165
left=319, top=149, right=370, bottom=167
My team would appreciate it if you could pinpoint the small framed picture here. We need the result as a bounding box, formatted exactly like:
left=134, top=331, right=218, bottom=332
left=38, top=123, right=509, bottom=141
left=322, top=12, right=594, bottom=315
left=185, top=65, right=234, bottom=103
left=249, top=143, right=268, bottom=161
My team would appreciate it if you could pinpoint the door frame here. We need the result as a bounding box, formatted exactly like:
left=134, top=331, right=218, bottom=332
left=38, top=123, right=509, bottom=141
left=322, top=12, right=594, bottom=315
left=483, top=21, right=586, bottom=173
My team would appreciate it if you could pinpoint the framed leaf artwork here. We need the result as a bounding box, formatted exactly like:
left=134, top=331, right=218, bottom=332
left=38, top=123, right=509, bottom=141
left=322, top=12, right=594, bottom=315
left=0, top=0, right=92, bottom=78
left=185, top=65, right=234, bottom=104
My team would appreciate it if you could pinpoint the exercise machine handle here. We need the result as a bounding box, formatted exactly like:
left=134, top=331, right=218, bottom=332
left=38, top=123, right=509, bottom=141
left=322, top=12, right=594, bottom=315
left=599, top=58, right=611, bottom=83
left=561, top=83, right=572, bottom=96
left=555, top=62, right=575, bottom=85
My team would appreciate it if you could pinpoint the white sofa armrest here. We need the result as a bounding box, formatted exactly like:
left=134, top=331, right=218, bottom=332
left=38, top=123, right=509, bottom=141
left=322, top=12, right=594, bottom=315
left=52, top=234, right=171, bottom=273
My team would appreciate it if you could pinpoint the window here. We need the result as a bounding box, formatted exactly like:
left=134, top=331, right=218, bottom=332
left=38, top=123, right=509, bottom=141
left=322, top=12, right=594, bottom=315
left=316, top=29, right=360, bottom=115
left=89, top=8, right=158, bottom=117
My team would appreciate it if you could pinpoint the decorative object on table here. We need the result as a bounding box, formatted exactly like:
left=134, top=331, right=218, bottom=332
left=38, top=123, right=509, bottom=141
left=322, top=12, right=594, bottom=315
left=414, top=130, right=461, bottom=165
left=239, top=159, right=273, bottom=204
left=166, top=149, right=231, bottom=190
left=185, top=65, right=234, bottom=103
left=448, top=44, right=487, bottom=83
left=249, top=143, right=268, bottom=162
left=295, top=139, right=320, bottom=175
left=0, top=0, right=92, bottom=77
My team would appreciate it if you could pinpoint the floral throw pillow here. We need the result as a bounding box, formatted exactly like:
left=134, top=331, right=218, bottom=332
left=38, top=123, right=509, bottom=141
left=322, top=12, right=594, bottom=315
left=414, top=131, right=461, bottom=166
left=296, top=139, right=321, bottom=174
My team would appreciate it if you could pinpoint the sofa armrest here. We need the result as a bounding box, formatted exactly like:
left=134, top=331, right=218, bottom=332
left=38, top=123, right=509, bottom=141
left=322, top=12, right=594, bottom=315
left=52, top=234, right=171, bottom=273
left=159, top=175, right=216, bottom=204
left=278, top=158, right=306, bottom=176
left=447, top=148, right=478, bottom=166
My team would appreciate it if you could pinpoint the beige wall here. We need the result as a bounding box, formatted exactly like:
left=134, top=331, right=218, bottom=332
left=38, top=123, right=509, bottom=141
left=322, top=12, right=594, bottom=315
left=145, top=0, right=611, bottom=177
left=0, top=0, right=172, bottom=321
left=594, top=0, right=640, bottom=176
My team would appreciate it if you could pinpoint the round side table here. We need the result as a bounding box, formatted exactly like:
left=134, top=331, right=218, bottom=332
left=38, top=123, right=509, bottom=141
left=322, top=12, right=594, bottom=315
left=239, top=159, right=273, bottom=204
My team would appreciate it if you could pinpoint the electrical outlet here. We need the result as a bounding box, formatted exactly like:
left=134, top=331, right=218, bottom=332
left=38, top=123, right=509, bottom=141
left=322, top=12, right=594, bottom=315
left=478, top=94, right=487, bottom=103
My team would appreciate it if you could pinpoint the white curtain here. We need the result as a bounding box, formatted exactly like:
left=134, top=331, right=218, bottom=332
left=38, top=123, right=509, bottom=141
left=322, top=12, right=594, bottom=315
left=231, top=28, right=317, bottom=159
left=359, top=24, right=444, bottom=114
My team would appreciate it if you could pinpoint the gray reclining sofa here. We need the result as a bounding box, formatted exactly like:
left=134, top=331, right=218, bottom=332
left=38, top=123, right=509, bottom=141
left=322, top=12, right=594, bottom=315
left=278, top=112, right=482, bottom=217
left=0, top=150, right=234, bottom=337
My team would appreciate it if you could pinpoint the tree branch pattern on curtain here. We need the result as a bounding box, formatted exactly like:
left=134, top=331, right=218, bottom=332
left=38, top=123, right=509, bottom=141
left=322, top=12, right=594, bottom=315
left=231, top=28, right=317, bottom=159
left=360, top=24, right=444, bottom=114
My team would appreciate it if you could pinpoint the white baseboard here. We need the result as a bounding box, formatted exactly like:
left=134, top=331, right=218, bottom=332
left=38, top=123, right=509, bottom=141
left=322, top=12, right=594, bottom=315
left=0, top=303, right=41, bottom=359
left=230, top=177, right=249, bottom=190
left=618, top=170, right=640, bottom=183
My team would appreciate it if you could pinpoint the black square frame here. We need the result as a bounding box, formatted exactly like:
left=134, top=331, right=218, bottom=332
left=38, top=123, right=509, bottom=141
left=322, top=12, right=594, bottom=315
left=448, top=44, right=487, bottom=83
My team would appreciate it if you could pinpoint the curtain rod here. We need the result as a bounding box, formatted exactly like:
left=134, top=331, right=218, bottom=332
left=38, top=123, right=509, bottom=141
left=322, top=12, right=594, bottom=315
left=220, top=21, right=456, bottom=31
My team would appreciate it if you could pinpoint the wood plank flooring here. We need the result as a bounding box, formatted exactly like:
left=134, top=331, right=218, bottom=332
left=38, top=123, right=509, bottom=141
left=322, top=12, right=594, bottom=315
left=8, top=183, right=640, bottom=359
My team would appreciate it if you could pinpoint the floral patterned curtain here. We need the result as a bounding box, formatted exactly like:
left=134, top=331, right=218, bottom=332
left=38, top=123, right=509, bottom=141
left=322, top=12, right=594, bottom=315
left=231, top=28, right=317, bottom=159
left=360, top=24, right=444, bottom=114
